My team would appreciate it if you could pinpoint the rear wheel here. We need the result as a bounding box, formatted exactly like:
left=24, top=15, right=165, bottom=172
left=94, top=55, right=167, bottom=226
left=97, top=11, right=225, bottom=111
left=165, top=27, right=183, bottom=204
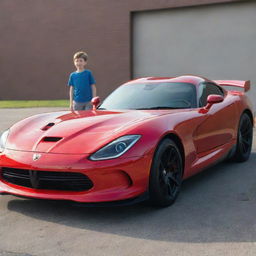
left=233, top=113, right=253, bottom=162
left=149, top=139, right=183, bottom=207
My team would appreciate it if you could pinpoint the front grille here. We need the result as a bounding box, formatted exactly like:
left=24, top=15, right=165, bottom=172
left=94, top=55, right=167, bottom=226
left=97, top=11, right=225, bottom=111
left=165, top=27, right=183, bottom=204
left=1, top=167, right=93, bottom=192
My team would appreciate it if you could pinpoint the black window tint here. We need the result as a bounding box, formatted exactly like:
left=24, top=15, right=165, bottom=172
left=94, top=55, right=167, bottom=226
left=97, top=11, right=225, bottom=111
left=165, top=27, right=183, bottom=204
left=99, top=82, right=197, bottom=110
left=199, top=83, right=224, bottom=107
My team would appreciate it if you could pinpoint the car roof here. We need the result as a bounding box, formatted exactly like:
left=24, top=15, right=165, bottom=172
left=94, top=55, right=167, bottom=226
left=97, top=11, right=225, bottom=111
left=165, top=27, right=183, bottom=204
left=127, top=75, right=213, bottom=86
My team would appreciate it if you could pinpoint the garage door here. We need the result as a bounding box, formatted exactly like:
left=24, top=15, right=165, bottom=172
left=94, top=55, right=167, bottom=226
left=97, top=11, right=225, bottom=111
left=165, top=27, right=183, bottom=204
left=133, top=1, right=256, bottom=110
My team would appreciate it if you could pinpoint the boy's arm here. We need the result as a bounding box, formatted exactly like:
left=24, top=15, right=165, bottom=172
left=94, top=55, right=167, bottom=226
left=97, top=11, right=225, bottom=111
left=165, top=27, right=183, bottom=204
left=69, top=86, right=74, bottom=111
left=91, top=84, right=97, bottom=98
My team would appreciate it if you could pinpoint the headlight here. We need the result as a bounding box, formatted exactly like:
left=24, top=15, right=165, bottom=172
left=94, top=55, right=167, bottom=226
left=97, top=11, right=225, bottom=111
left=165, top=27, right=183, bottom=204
left=89, top=135, right=141, bottom=161
left=0, top=129, right=9, bottom=153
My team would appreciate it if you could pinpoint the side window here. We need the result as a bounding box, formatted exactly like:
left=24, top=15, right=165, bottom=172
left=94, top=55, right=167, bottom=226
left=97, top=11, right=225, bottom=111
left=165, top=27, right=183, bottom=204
left=199, top=83, right=224, bottom=107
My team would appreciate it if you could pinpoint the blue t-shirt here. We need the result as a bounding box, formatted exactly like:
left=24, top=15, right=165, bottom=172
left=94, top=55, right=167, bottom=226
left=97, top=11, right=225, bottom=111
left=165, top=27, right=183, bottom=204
left=68, top=69, right=96, bottom=102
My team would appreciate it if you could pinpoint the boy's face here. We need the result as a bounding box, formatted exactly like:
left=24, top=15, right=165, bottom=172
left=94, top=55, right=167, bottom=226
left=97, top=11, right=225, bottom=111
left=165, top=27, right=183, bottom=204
left=74, top=58, right=87, bottom=70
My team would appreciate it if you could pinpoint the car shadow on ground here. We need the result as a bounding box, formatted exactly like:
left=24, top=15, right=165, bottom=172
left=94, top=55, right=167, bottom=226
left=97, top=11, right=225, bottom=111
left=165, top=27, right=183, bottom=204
left=6, top=152, right=256, bottom=243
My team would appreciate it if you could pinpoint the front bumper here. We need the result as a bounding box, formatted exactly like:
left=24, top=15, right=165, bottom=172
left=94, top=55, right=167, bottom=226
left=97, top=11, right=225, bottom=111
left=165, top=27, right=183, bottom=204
left=0, top=149, right=152, bottom=203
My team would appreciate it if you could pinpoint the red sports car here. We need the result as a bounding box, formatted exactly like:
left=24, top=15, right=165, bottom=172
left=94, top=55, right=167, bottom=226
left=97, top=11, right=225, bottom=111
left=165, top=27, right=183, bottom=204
left=0, top=76, right=254, bottom=207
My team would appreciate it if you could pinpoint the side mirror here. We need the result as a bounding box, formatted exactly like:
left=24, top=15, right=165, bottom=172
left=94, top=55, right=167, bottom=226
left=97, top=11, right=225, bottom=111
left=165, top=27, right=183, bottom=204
left=205, top=94, right=224, bottom=110
left=91, top=96, right=100, bottom=110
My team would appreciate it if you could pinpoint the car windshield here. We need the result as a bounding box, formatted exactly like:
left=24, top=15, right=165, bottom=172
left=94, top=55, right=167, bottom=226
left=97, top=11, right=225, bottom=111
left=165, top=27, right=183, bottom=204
left=99, top=82, right=197, bottom=110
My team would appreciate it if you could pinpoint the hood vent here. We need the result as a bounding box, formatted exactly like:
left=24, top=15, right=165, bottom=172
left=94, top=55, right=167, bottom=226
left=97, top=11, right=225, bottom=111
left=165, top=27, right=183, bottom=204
left=41, top=122, right=55, bottom=131
left=42, top=137, right=62, bottom=142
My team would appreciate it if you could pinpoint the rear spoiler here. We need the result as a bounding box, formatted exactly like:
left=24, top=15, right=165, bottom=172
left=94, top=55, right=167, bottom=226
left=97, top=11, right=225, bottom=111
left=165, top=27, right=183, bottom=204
left=214, top=80, right=251, bottom=92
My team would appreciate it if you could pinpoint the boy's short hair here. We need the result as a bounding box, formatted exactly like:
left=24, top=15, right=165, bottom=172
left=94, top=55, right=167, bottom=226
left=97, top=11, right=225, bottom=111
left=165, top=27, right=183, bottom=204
left=73, top=51, right=88, bottom=61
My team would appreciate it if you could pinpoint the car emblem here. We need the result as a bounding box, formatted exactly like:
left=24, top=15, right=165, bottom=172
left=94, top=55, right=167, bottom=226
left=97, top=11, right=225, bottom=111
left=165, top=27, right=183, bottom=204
left=33, top=153, right=41, bottom=161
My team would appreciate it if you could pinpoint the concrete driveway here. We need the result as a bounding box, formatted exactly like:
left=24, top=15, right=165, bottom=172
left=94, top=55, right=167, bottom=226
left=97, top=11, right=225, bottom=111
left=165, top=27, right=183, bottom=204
left=0, top=108, right=256, bottom=256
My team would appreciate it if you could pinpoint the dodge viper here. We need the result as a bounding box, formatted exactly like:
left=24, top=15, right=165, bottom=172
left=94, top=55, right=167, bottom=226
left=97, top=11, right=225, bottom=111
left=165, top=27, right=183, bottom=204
left=0, top=75, right=254, bottom=207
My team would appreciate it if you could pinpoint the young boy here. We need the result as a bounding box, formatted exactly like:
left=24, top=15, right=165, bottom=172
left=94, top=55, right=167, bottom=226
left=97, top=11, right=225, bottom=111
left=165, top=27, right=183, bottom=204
left=68, top=51, right=96, bottom=111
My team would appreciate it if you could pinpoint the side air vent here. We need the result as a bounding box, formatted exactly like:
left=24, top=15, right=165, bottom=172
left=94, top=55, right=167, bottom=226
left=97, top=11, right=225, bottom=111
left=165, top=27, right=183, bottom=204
left=41, top=122, right=55, bottom=131
left=42, top=137, right=62, bottom=142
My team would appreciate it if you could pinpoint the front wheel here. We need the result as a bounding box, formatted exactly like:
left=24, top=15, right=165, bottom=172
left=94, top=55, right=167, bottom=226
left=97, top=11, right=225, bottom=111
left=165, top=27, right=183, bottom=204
left=149, top=138, right=183, bottom=207
left=233, top=113, right=253, bottom=162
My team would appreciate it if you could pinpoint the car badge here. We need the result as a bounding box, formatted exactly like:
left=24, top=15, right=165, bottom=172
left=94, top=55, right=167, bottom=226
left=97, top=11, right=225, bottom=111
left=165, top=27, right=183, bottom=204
left=33, top=153, right=41, bottom=161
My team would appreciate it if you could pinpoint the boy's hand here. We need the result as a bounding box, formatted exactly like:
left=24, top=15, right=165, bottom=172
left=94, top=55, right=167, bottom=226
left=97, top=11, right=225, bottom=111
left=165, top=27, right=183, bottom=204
left=69, top=103, right=74, bottom=111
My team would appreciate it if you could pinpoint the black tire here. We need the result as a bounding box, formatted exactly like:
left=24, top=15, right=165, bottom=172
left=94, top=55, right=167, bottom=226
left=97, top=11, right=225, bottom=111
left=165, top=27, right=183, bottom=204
left=233, top=113, right=253, bottom=162
left=149, top=138, right=183, bottom=207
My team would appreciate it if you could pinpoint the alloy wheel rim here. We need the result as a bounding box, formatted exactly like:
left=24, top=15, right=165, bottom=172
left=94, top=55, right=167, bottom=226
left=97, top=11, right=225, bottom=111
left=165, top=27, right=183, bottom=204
left=159, top=146, right=182, bottom=199
left=239, top=117, right=252, bottom=155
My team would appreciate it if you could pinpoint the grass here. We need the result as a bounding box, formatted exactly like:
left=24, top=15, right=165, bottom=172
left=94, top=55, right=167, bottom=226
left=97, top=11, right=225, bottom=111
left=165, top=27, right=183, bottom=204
left=0, top=100, right=69, bottom=108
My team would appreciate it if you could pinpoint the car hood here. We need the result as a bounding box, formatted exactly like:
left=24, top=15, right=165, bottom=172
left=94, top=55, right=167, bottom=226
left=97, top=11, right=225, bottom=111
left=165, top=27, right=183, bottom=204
left=6, top=110, right=163, bottom=154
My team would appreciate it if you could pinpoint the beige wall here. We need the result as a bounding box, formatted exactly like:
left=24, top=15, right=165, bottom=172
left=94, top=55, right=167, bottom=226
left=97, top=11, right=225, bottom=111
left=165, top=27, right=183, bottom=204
left=133, top=1, right=256, bottom=109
